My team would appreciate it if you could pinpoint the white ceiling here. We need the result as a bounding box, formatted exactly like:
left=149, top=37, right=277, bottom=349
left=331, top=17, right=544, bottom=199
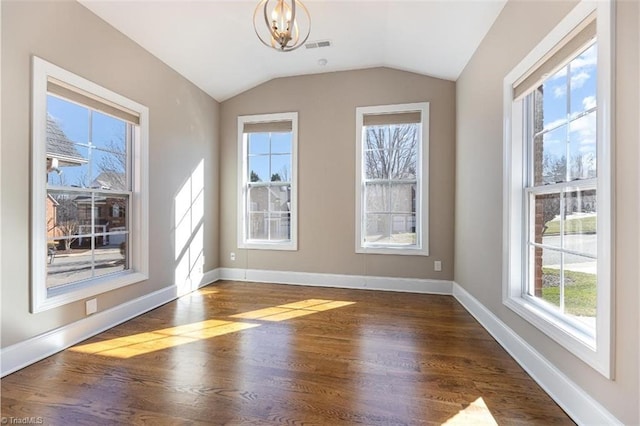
left=80, top=0, right=507, bottom=102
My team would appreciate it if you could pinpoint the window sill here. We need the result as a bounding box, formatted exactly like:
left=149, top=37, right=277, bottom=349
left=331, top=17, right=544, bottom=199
left=356, top=245, right=429, bottom=256
left=503, top=295, right=610, bottom=377
left=240, top=241, right=298, bottom=251
left=33, top=271, right=148, bottom=313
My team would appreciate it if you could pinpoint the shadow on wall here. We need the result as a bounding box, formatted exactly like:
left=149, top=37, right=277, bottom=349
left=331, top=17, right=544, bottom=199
left=174, top=159, right=205, bottom=296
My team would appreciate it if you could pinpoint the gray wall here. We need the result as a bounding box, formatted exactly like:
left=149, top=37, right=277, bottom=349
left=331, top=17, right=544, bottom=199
left=219, top=68, right=456, bottom=280
left=455, top=0, right=639, bottom=423
left=1, top=1, right=220, bottom=347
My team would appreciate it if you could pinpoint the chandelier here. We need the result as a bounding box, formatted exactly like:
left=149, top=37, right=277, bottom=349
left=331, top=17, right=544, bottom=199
left=253, top=0, right=311, bottom=52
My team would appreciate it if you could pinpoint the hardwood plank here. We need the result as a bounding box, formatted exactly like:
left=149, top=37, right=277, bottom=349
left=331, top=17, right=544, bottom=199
left=1, top=281, right=575, bottom=425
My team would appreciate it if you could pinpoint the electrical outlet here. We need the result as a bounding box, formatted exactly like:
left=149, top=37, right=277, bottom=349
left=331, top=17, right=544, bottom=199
left=86, top=298, right=98, bottom=315
left=230, top=252, right=236, bottom=261
left=434, top=261, right=442, bottom=272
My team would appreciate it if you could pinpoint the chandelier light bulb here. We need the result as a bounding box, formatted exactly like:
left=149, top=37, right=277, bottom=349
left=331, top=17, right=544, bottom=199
left=254, top=0, right=310, bottom=52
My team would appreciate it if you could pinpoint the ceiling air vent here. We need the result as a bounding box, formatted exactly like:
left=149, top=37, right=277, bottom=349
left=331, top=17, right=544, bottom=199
left=305, top=40, right=332, bottom=50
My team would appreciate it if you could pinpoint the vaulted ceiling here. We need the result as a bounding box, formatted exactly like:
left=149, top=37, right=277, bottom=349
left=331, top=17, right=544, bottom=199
left=80, top=0, right=507, bottom=102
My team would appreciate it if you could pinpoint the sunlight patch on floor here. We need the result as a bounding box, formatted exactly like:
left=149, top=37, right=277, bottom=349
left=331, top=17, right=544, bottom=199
left=70, top=319, right=259, bottom=358
left=442, top=397, right=498, bottom=426
left=230, top=299, right=355, bottom=322
left=70, top=298, right=355, bottom=358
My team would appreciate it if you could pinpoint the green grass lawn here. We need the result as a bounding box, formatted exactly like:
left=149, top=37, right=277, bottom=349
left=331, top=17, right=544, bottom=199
left=541, top=268, right=596, bottom=317
left=544, top=216, right=596, bottom=236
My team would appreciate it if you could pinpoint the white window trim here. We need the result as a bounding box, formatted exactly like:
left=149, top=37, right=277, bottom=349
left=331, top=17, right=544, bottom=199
left=502, top=0, right=614, bottom=377
left=31, top=56, right=149, bottom=313
left=355, top=102, right=429, bottom=256
left=237, top=112, right=298, bottom=251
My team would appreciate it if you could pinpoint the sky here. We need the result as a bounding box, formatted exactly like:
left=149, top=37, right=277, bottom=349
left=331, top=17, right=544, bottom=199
left=538, top=43, right=597, bottom=182
left=247, top=132, right=292, bottom=183
left=47, top=95, right=127, bottom=189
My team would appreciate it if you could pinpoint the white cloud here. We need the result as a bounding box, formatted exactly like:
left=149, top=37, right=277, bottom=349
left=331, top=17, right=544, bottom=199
left=570, top=71, right=591, bottom=90
left=572, top=45, right=597, bottom=70
left=553, top=85, right=566, bottom=98
left=582, top=95, right=596, bottom=110
left=569, top=112, right=597, bottom=149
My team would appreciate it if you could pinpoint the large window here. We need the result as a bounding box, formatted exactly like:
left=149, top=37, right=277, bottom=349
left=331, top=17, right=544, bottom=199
left=32, top=57, right=149, bottom=312
left=503, top=1, right=613, bottom=376
left=237, top=113, right=298, bottom=250
left=355, top=103, right=429, bottom=255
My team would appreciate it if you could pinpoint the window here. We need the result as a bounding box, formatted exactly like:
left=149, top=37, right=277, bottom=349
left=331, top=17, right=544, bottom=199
left=503, top=1, right=613, bottom=377
left=237, top=113, right=297, bottom=250
left=32, top=57, right=149, bottom=313
left=355, top=103, right=429, bottom=255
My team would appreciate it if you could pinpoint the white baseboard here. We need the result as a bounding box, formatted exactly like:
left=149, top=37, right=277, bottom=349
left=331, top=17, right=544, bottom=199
left=0, top=275, right=216, bottom=378
left=452, top=282, right=621, bottom=426
left=217, top=267, right=453, bottom=294
left=200, top=268, right=220, bottom=286
left=0, top=267, right=621, bottom=425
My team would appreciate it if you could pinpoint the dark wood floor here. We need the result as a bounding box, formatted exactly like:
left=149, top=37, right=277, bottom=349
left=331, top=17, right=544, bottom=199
left=1, top=281, right=574, bottom=425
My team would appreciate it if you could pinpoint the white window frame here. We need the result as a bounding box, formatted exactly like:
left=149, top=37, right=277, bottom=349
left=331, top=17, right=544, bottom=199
left=32, top=57, right=149, bottom=313
left=355, top=102, right=429, bottom=256
left=237, top=112, right=298, bottom=251
left=502, top=1, right=614, bottom=377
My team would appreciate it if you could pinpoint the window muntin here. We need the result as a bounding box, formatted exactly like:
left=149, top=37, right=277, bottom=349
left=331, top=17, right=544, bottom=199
left=356, top=103, right=429, bottom=255
left=524, top=42, right=598, bottom=332
left=32, top=57, right=149, bottom=312
left=238, top=113, right=298, bottom=250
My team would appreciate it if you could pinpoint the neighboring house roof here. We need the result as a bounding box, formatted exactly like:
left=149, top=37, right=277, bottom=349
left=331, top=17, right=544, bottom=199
left=47, top=114, right=87, bottom=166
left=91, top=171, right=126, bottom=191
left=46, top=193, right=59, bottom=207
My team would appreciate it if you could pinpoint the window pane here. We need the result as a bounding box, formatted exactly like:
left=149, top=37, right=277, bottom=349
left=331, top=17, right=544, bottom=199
left=366, top=183, right=389, bottom=213
left=269, top=212, right=290, bottom=240
left=564, top=190, right=597, bottom=258
left=102, top=194, right=128, bottom=230
left=570, top=44, right=597, bottom=116
left=47, top=144, right=90, bottom=188
left=388, top=125, right=418, bottom=179
left=249, top=212, right=268, bottom=239
left=270, top=185, right=291, bottom=213
left=48, top=191, right=83, bottom=249
left=91, top=111, right=127, bottom=153
left=46, top=249, right=93, bottom=289
left=533, top=192, right=561, bottom=248
left=539, top=68, right=568, bottom=131
left=270, top=154, right=291, bottom=182
left=365, top=214, right=390, bottom=243
left=535, top=248, right=562, bottom=310
left=569, top=112, right=597, bottom=181
left=248, top=133, right=269, bottom=155
left=391, top=214, right=416, bottom=244
left=365, top=124, right=418, bottom=180
left=94, top=242, right=127, bottom=278
left=92, top=149, right=127, bottom=190
left=271, top=133, right=291, bottom=154
left=537, top=125, right=568, bottom=185
left=364, top=149, right=388, bottom=179
left=390, top=183, right=415, bottom=213
left=248, top=186, right=268, bottom=212
left=47, top=95, right=89, bottom=144
left=389, top=149, right=417, bottom=180
left=365, top=126, right=389, bottom=150
left=564, top=254, right=597, bottom=320
left=248, top=156, right=269, bottom=182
